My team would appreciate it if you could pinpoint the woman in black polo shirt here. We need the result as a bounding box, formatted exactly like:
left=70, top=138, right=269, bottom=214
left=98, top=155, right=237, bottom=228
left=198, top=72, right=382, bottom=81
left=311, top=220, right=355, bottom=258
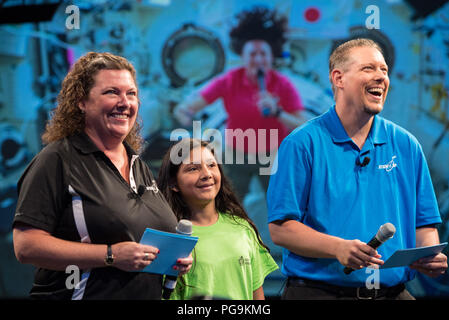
left=12, top=52, right=192, bottom=299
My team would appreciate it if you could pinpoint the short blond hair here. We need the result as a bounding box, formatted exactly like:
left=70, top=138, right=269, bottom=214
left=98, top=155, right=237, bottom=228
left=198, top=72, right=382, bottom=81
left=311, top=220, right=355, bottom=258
left=329, top=38, right=383, bottom=96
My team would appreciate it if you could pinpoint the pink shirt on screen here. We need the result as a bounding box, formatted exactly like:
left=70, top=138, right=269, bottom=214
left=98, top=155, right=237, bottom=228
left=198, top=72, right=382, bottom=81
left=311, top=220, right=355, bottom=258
left=200, top=67, right=303, bottom=153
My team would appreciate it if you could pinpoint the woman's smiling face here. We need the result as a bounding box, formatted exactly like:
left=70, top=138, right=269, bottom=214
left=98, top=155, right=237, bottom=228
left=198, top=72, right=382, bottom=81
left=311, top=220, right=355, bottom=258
left=79, top=69, right=139, bottom=143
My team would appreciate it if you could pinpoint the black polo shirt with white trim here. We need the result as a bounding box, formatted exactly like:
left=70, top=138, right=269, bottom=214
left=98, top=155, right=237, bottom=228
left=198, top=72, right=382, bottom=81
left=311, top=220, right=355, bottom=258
left=13, top=132, right=178, bottom=299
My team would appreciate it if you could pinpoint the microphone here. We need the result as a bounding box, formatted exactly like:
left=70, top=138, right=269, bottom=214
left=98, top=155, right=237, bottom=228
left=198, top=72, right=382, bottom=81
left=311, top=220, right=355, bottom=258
left=357, top=157, right=370, bottom=167
left=128, top=185, right=147, bottom=199
left=137, top=185, right=146, bottom=197
left=162, top=219, right=193, bottom=299
left=257, top=68, right=271, bottom=117
left=137, top=180, right=159, bottom=197
left=343, top=222, right=396, bottom=275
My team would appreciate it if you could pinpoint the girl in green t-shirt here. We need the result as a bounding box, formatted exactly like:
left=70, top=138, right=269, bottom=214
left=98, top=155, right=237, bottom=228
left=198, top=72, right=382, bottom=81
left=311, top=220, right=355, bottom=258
left=158, top=138, right=278, bottom=300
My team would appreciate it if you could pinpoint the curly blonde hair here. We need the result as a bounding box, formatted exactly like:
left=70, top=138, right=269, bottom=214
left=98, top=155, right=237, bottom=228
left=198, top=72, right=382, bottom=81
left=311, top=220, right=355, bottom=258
left=42, top=52, right=143, bottom=151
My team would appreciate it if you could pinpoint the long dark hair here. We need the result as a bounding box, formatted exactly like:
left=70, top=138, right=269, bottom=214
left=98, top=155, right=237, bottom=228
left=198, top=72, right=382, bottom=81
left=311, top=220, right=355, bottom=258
left=157, top=138, right=269, bottom=251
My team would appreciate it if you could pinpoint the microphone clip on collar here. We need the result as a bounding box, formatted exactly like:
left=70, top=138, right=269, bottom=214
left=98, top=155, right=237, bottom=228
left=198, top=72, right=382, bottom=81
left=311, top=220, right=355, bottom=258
left=137, top=180, right=159, bottom=197
left=357, top=156, right=370, bottom=167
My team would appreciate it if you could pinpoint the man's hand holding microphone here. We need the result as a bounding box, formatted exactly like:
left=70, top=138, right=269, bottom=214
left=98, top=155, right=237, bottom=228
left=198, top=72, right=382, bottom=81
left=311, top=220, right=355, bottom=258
left=339, top=223, right=395, bottom=274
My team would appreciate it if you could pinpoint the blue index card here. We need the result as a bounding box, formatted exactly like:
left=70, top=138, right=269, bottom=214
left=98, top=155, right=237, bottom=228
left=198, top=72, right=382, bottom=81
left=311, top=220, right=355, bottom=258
left=139, top=227, right=198, bottom=276
left=381, top=242, right=447, bottom=269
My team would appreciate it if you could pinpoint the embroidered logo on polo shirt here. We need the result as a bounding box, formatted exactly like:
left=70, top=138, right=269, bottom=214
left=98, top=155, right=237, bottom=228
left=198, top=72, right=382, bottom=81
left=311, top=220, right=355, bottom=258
left=238, top=256, right=250, bottom=266
left=146, top=180, right=159, bottom=194
left=140, top=180, right=159, bottom=195
left=378, top=155, right=397, bottom=172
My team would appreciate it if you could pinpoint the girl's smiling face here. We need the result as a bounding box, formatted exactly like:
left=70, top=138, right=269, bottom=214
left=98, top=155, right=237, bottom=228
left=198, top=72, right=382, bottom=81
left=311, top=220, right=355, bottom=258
left=174, top=146, right=221, bottom=208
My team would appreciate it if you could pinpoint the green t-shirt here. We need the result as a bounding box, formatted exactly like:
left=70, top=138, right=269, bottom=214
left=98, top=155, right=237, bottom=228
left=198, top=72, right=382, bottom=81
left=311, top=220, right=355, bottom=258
left=171, top=213, right=278, bottom=300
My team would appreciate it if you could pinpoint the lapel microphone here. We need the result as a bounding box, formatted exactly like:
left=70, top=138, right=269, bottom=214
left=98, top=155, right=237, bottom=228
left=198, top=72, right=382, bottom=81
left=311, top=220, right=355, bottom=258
left=358, top=157, right=371, bottom=167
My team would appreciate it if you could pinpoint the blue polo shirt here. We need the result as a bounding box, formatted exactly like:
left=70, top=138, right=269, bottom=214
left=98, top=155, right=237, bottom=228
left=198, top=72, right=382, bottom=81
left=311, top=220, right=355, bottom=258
left=267, top=106, right=442, bottom=287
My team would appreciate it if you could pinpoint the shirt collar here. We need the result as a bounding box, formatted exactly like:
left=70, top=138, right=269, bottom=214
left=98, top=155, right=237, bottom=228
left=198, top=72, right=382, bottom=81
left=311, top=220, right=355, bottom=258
left=327, top=106, right=387, bottom=146
left=70, top=131, right=100, bottom=154
left=327, top=106, right=351, bottom=144
left=70, top=131, right=138, bottom=156
left=369, top=115, right=387, bottom=145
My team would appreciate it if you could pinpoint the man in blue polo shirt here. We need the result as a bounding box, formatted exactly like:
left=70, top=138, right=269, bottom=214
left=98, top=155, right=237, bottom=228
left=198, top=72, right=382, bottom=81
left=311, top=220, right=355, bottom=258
left=267, top=38, right=447, bottom=300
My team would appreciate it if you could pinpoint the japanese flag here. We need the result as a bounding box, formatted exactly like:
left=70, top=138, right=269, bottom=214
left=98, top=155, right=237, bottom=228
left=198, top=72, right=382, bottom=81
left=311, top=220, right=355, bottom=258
left=289, top=0, right=352, bottom=39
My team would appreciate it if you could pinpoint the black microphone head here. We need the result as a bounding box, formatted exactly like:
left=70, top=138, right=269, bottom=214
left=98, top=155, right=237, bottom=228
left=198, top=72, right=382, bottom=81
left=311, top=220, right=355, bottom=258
left=137, top=185, right=146, bottom=196
left=376, top=223, right=396, bottom=242
left=362, top=157, right=370, bottom=166
left=176, top=219, right=193, bottom=236
left=257, top=68, right=266, bottom=93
